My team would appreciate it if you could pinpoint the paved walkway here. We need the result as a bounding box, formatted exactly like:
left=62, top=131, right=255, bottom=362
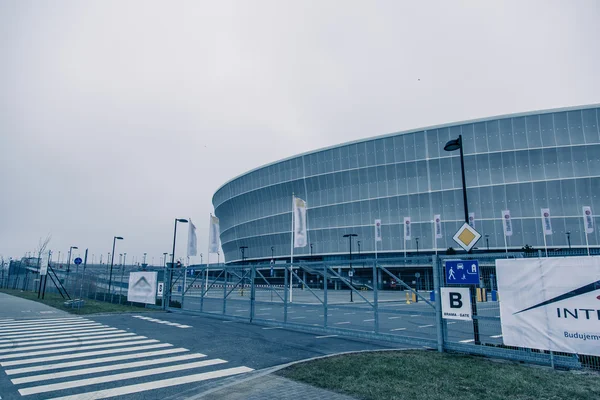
left=195, top=373, right=356, bottom=400
left=0, top=292, right=71, bottom=319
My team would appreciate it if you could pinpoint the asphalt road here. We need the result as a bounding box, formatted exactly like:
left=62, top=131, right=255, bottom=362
left=0, top=293, right=413, bottom=400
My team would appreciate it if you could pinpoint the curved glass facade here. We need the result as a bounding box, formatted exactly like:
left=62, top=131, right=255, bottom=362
left=213, top=105, right=600, bottom=263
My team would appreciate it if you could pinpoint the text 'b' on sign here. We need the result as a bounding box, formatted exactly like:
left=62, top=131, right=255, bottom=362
left=441, top=287, right=472, bottom=320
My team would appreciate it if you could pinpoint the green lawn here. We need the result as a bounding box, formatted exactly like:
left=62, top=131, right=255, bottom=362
left=0, top=289, right=159, bottom=315
left=277, top=350, right=600, bottom=400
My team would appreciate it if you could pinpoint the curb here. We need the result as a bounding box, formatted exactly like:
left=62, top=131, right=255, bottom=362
left=184, top=347, right=421, bottom=399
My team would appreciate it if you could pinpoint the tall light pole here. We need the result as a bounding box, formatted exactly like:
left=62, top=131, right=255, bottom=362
left=310, top=243, right=313, bottom=256
left=566, top=231, right=571, bottom=250
left=163, top=252, right=168, bottom=267
left=415, top=237, right=419, bottom=254
left=343, top=233, right=358, bottom=303
left=271, top=246, right=274, bottom=259
left=240, top=246, right=248, bottom=296
left=172, top=219, right=188, bottom=268
left=444, top=134, right=479, bottom=345
left=485, top=234, right=490, bottom=251
left=143, top=252, right=147, bottom=264
left=66, top=246, right=78, bottom=288
left=107, top=236, right=123, bottom=300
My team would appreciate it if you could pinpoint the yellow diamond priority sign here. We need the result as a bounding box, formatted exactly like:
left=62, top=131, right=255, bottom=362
left=452, top=223, right=481, bottom=252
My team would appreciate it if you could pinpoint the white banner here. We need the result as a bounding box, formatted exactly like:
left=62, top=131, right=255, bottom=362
left=468, top=212, right=475, bottom=229
left=374, top=219, right=382, bottom=242
left=127, top=271, right=158, bottom=304
left=187, top=218, right=197, bottom=257
left=404, top=217, right=411, bottom=241
left=497, top=257, right=600, bottom=356
left=583, top=206, right=594, bottom=234
left=502, top=210, right=513, bottom=237
left=434, top=214, right=442, bottom=239
left=293, top=196, right=308, bottom=248
left=208, top=215, right=220, bottom=253
left=39, top=253, right=49, bottom=276
left=441, top=287, right=472, bottom=321
left=541, top=208, right=552, bottom=235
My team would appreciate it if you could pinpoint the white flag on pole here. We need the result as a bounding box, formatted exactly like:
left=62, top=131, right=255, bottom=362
left=187, top=218, right=197, bottom=257
left=404, top=217, right=411, bottom=240
left=434, top=214, right=442, bottom=239
left=468, top=212, right=475, bottom=229
left=502, top=210, right=513, bottom=237
left=374, top=219, right=382, bottom=242
left=583, top=206, right=594, bottom=234
left=541, top=208, right=553, bottom=235
left=293, top=196, right=308, bottom=248
left=208, top=215, right=220, bottom=253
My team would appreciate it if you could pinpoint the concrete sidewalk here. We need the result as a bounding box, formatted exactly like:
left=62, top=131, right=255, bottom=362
left=0, top=292, right=72, bottom=319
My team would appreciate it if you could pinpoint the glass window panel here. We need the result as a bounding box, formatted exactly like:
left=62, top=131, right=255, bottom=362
left=429, top=158, right=442, bottom=191
left=348, top=144, right=358, bottom=169
left=582, top=108, right=600, bottom=144
left=416, top=160, right=429, bottom=193
left=521, top=218, right=538, bottom=248
left=414, top=131, right=426, bottom=160
left=451, top=156, right=462, bottom=190
left=397, top=195, right=409, bottom=221
left=492, top=185, right=506, bottom=217
left=515, top=150, right=531, bottom=182
left=547, top=180, right=563, bottom=216
left=440, top=157, right=454, bottom=190
left=587, top=144, right=600, bottom=173
left=358, top=168, right=369, bottom=200
left=404, top=134, right=416, bottom=162
left=375, top=139, right=386, bottom=165
left=486, top=120, right=501, bottom=151
left=464, top=155, right=478, bottom=187
left=396, top=164, right=407, bottom=195
left=367, top=167, right=378, bottom=198
left=506, top=184, right=522, bottom=218
left=576, top=179, right=593, bottom=216
left=426, top=129, right=440, bottom=159
left=553, top=112, right=570, bottom=146
left=532, top=181, right=548, bottom=214
left=543, top=147, right=559, bottom=180
left=393, top=135, right=405, bottom=163
left=461, top=124, right=476, bottom=154
left=341, top=171, right=351, bottom=202
left=540, top=113, right=557, bottom=147
left=384, top=137, right=395, bottom=164
left=476, top=154, right=491, bottom=186
left=526, top=115, right=543, bottom=148
left=499, top=119, right=515, bottom=151
left=572, top=146, right=589, bottom=177
left=357, top=142, right=368, bottom=168
left=406, top=162, right=418, bottom=194
left=366, top=141, right=376, bottom=167
left=512, top=117, right=528, bottom=150
left=340, top=146, right=350, bottom=170
left=437, top=128, right=451, bottom=157
left=502, top=152, right=518, bottom=183
left=376, top=165, right=388, bottom=198
left=388, top=196, right=400, bottom=225
left=473, top=122, right=488, bottom=153
left=489, top=152, right=504, bottom=184
left=529, top=149, right=545, bottom=181
left=441, top=190, right=456, bottom=220
left=419, top=192, right=431, bottom=222
left=568, top=111, right=585, bottom=145
left=430, top=191, right=443, bottom=217
left=560, top=179, right=578, bottom=216
left=557, top=147, right=574, bottom=179
left=469, top=186, right=483, bottom=221
left=386, top=165, right=398, bottom=196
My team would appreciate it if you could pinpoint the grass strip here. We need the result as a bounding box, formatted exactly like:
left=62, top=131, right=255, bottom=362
left=277, top=350, right=600, bottom=400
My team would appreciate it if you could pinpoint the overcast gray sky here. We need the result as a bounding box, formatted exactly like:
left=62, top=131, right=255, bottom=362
left=1, top=0, right=599, bottom=264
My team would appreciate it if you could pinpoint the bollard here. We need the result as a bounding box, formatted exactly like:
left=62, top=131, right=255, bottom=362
left=405, top=291, right=411, bottom=304
left=430, top=291, right=435, bottom=302
left=491, top=290, right=498, bottom=301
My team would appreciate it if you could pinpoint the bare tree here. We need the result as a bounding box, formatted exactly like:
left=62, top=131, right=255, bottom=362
left=36, top=234, right=52, bottom=267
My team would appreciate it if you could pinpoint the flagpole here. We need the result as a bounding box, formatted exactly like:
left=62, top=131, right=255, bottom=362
left=433, top=220, right=437, bottom=256
left=290, top=194, right=294, bottom=303
left=585, top=231, right=590, bottom=256
left=205, top=214, right=211, bottom=293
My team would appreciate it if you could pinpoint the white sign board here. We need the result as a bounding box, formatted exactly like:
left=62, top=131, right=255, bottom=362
left=496, top=257, right=600, bottom=356
left=39, top=254, right=49, bottom=276
left=441, top=287, right=472, bottom=320
left=157, top=282, right=164, bottom=298
left=127, top=271, right=158, bottom=304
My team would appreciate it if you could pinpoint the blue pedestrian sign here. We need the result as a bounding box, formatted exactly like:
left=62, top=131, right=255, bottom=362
left=445, top=260, right=479, bottom=285
left=74, top=257, right=82, bottom=265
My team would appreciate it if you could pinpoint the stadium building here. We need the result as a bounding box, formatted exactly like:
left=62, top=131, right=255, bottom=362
left=213, top=104, right=600, bottom=264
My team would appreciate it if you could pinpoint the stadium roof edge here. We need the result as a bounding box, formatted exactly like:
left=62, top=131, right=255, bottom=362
left=213, top=103, right=600, bottom=198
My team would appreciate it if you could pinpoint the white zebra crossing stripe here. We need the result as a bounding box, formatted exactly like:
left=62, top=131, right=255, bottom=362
left=132, top=315, right=192, bottom=328
left=18, top=358, right=229, bottom=395
left=0, top=323, right=103, bottom=335
left=0, top=343, right=173, bottom=366
left=0, top=318, right=85, bottom=328
left=0, top=327, right=120, bottom=341
left=5, top=348, right=190, bottom=375
left=0, top=334, right=143, bottom=353
left=45, top=366, right=254, bottom=400
left=0, top=331, right=133, bottom=348
left=0, top=339, right=159, bottom=360
left=0, top=318, right=83, bottom=326
left=11, top=353, right=208, bottom=384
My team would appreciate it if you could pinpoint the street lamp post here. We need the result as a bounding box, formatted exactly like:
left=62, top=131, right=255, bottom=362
left=310, top=243, right=313, bottom=256
left=343, top=233, right=358, bottom=303
left=485, top=234, right=490, bottom=251
left=107, top=236, right=123, bottom=302
left=143, top=253, right=147, bottom=265
left=66, top=246, right=78, bottom=289
left=357, top=241, right=361, bottom=255
left=444, top=134, right=480, bottom=345
left=566, top=231, right=571, bottom=250
left=415, top=238, right=419, bottom=254
left=119, top=252, right=127, bottom=304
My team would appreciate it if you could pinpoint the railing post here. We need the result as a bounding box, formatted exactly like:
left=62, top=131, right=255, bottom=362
left=222, top=268, right=227, bottom=315
left=323, top=264, right=328, bottom=328
left=200, top=266, right=205, bottom=313
left=373, top=260, right=379, bottom=333
left=433, top=255, right=444, bottom=353
left=284, top=264, right=289, bottom=323
left=250, top=266, right=256, bottom=322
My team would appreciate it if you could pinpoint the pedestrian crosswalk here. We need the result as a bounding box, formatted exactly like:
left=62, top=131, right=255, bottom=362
left=0, top=316, right=253, bottom=399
